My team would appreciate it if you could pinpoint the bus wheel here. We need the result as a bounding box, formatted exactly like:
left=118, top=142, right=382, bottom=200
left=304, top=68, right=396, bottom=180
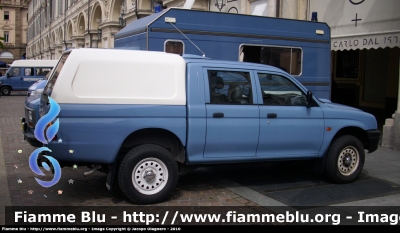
left=0, top=86, right=11, bottom=96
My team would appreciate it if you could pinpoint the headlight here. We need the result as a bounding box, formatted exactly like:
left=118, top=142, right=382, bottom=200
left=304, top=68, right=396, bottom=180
left=31, top=89, right=44, bottom=96
left=28, top=111, right=33, bottom=121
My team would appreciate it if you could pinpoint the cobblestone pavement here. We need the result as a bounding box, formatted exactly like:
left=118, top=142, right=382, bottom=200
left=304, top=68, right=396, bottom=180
left=0, top=94, right=259, bottom=224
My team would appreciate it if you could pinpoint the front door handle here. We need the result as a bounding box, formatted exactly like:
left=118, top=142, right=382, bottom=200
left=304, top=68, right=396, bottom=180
left=213, top=113, right=224, bottom=118
left=267, top=113, right=277, bottom=118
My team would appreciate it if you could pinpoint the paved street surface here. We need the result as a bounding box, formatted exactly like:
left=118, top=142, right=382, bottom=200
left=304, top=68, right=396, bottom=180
left=1, top=94, right=400, bottom=226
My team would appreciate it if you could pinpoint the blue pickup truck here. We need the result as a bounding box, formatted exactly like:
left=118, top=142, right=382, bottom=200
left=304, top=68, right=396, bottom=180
left=38, top=48, right=380, bottom=205
left=21, top=68, right=55, bottom=147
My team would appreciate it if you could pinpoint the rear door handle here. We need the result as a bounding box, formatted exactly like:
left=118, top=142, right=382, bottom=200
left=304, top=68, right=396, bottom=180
left=267, top=113, right=277, bottom=118
left=213, top=113, right=224, bottom=118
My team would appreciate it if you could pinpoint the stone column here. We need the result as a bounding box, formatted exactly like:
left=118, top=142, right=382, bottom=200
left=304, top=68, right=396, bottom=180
left=298, top=0, right=308, bottom=20
left=102, top=25, right=121, bottom=48
left=48, top=47, right=53, bottom=60
left=393, top=56, right=400, bottom=151
left=382, top=118, right=395, bottom=148
left=268, top=0, right=276, bottom=17
left=384, top=55, right=400, bottom=150
left=240, top=0, right=248, bottom=14
left=281, top=0, right=298, bottom=19
left=56, top=45, right=63, bottom=58
left=14, top=7, right=22, bottom=57
left=97, top=35, right=102, bottom=48
left=92, top=40, right=98, bottom=48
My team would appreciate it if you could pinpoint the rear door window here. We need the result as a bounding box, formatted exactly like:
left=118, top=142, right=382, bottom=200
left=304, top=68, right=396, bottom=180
left=36, top=67, right=53, bottom=76
left=207, top=70, right=253, bottom=104
left=25, top=68, right=34, bottom=76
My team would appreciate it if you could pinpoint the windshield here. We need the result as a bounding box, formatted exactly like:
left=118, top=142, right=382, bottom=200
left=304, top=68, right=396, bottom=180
left=0, top=68, right=8, bottom=76
left=7, top=67, right=21, bottom=77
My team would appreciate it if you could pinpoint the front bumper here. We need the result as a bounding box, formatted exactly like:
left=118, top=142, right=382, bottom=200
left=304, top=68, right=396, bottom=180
left=366, top=129, right=381, bottom=153
left=21, top=117, right=42, bottom=147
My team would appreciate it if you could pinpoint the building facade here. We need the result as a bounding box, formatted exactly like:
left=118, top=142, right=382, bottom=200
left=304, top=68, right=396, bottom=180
left=310, top=0, right=400, bottom=150
left=0, top=0, right=28, bottom=64
left=25, top=0, right=310, bottom=60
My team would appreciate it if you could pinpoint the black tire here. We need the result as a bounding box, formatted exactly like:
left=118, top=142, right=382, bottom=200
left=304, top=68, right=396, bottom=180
left=324, top=135, right=365, bottom=183
left=118, top=144, right=179, bottom=205
left=0, top=86, right=11, bottom=96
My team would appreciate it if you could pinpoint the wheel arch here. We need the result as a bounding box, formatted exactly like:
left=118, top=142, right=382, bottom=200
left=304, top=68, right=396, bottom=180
left=315, top=126, right=369, bottom=174
left=117, top=128, right=185, bottom=164
left=331, top=126, right=370, bottom=151
left=106, top=128, right=185, bottom=192
left=0, top=85, right=12, bottom=92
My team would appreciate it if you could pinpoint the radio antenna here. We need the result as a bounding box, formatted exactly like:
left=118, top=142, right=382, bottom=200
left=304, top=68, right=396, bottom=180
left=168, top=22, right=205, bottom=57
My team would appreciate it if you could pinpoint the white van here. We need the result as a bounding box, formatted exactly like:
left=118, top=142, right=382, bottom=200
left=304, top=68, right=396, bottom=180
left=0, top=60, right=57, bottom=96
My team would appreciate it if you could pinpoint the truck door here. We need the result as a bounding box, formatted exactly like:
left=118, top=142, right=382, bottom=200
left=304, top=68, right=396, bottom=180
left=22, top=67, right=38, bottom=89
left=204, top=69, right=259, bottom=158
left=255, top=71, right=324, bottom=158
left=6, top=67, right=23, bottom=90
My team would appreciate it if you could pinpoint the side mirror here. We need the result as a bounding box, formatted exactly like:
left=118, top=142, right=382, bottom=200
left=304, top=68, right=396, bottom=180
left=306, top=91, right=313, bottom=107
left=6, top=73, right=9, bottom=78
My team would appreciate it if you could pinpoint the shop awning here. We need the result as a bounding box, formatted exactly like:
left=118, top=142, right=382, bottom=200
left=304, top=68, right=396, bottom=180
left=0, top=51, right=14, bottom=59
left=310, top=0, right=400, bottom=51
left=331, top=31, right=400, bottom=51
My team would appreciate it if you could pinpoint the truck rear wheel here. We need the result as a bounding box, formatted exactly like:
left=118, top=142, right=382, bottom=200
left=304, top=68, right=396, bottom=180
left=0, top=86, right=11, bottom=96
left=118, top=144, right=178, bottom=205
left=324, top=135, right=365, bottom=183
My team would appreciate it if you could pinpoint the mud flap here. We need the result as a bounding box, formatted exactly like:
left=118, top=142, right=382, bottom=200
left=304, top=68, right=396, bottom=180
left=313, top=156, right=326, bottom=174
left=106, top=163, right=117, bottom=191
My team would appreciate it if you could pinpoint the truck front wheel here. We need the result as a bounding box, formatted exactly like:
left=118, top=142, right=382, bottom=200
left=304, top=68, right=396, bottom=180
left=118, top=144, right=178, bottom=205
left=324, top=135, right=365, bottom=184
